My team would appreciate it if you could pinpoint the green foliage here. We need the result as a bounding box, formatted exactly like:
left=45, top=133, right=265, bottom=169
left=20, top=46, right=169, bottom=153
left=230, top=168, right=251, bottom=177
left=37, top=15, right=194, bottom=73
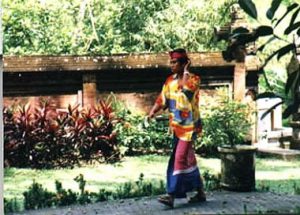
left=96, top=189, right=114, bottom=202
left=3, top=0, right=233, bottom=55
left=6, top=173, right=166, bottom=213
left=23, top=180, right=55, bottom=210
left=293, top=182, right=300, bottom=195
left=236, top=0, right=300, bottom=118
left=5, top=169, right=222, bottom=213
left=4, top=0, right=75, bottom=55
left=74, top=174, right=86, bottom=196
left=116, top=114, right=172, bottom=154
left=200, top=88, right=252, bottom=148
left=112, top=95, right=172, bottom=154
left=257, top=182, right=271, bottom=192
left=113, top=173, right=164, bottom=199
left=238, top=0, right=257, bottom=19
left=4, top=197, right=20, bottom=214
left=259, top=69, right=287, bottom=99
left=257, top=180, right=300, bottom=196
left=22, top=176, right=87, bottom=210
left=195, top=88, right=253, bottom=156
left=54, top=180, right=77, bottom=206
left=202, top=170, right=221, bottom=191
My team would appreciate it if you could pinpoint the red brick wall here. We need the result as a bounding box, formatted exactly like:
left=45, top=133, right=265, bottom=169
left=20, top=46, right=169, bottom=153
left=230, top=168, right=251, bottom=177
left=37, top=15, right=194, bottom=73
left=3, top=92, right=158, bottom=114
left=3, top=94, right=78, bottom=109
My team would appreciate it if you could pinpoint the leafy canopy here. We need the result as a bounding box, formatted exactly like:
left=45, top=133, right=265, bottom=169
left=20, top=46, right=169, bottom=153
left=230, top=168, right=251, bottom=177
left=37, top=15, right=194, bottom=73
left=3, top=0, right=233, bottom=55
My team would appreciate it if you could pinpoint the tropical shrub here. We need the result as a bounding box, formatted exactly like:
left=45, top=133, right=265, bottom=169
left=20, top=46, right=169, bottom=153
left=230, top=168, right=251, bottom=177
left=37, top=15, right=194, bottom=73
left=4, top=99, right=121, bottom=168
left=204, top=100, right=251, bottom=147
left=196, top=88, right=252, bottom=155
left=115, top=112, right=172, bottom=155
left=203, top=93, right=251, bottom=148
left=106, top=93, right=172, bottom=154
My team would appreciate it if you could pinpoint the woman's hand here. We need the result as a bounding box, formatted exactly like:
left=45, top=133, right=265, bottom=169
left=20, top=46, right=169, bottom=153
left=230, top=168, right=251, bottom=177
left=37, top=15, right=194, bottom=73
left=184, top=59, right=191, bottom=74
left=148, top=103, right=161, bottom=119
left=148, top=111, right=155, bottom=119
left=183, top=60, right=191, bottom=83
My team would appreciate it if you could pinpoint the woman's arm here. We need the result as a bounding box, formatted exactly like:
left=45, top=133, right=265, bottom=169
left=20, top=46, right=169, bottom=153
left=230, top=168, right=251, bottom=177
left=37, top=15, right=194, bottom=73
left=149, top=103, right=162, bottom=119
left=148, top=79, right=169, bottom=118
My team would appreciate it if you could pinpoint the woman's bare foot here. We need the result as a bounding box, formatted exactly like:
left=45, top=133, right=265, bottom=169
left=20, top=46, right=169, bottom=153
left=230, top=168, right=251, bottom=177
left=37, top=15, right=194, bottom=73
left=158, top=194, right=174, bottom=208
left=188, top=189, right=206, bottom=203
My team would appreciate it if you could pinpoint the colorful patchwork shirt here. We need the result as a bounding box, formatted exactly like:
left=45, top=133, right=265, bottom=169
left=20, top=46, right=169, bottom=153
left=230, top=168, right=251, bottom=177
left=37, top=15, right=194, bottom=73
left=155, top=73, right=202, bottom=141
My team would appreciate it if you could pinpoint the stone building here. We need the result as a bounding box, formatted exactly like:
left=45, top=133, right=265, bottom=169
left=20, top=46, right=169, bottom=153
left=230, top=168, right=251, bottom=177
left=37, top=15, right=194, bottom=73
left=3, top=52, right=260, bottom=112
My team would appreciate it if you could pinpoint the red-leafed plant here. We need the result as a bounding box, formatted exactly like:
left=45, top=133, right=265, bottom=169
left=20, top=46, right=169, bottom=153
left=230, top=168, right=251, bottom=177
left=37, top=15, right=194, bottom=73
left=4, top=99, right=121, bottom=169
left=4, top=104, right=35, bottom=167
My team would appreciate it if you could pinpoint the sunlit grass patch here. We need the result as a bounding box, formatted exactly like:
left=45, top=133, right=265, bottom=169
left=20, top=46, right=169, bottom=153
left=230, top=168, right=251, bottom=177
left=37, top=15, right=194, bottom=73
left=4, top=156, right=300, bottom=202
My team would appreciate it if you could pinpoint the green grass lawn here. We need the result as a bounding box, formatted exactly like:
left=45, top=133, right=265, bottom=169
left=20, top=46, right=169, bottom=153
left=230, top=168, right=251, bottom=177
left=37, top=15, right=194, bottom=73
left=4, top=155, right=300, bottom=202
left=255, top=158, right=300, bottom=194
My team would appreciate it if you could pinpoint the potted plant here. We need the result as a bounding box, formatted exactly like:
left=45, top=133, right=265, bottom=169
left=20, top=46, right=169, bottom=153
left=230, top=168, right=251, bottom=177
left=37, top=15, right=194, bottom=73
left=204, top=88, right=257, bottom=191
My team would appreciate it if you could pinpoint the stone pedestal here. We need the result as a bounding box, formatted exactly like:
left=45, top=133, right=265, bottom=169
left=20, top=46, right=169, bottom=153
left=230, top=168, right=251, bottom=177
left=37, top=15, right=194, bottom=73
left=290, top=115, right=300, bottom=149
left=218, top=145, right=257, bottom=192
left=289, top=91, right=300, bottom=149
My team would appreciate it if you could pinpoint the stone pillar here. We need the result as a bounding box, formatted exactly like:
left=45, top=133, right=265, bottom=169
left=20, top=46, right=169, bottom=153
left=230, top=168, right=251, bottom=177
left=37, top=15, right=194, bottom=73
left=233, top=63, right=246, bottom=101
left=77, top=90, right=83, bottom=108
left=82, top=72, right=97, bottom=108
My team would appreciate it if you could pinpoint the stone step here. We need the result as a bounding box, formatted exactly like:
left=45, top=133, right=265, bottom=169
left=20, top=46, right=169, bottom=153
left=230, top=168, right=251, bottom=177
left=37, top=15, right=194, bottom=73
left=258, top=128, right=293, bottom=146
left=256, top=143, right=300, bottom=161
left=267, top=127, right=293, bottom=138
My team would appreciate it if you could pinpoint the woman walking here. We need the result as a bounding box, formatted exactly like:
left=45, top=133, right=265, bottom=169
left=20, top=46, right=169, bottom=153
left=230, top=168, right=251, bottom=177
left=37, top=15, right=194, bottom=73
left=148, top=48, right=206, bottom=208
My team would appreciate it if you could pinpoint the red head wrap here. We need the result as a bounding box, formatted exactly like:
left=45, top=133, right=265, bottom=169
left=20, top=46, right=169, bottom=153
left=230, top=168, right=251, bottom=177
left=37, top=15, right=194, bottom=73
left=169, top=51, right=188, bottom=60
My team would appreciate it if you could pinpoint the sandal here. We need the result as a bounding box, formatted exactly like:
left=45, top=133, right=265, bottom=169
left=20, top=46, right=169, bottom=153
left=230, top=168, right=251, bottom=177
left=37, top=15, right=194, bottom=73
left=188, top=194, right=206, bottom=203
left=158, top=195, right=174, bottom=208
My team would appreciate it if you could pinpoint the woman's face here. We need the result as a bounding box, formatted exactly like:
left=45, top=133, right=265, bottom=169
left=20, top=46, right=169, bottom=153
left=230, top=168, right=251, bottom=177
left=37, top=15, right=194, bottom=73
left=170, top=58, right=184, bottom=74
